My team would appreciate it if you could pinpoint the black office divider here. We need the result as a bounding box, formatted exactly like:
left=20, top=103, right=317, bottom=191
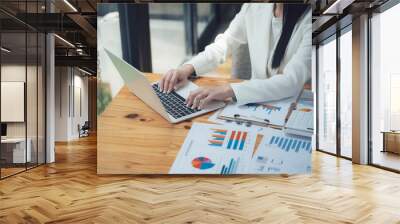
left=118, top=4, right=152, bottom=73
left=0, top=1, right=47, bottom=180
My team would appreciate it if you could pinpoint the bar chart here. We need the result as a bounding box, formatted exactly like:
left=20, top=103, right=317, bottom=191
left=227, top=131, right=248, bottom=150
left=220, top=158, right=239, bottom=174
left=268, top=135, right=312, bottom=153
left=208, top=129, right=227, bottom=147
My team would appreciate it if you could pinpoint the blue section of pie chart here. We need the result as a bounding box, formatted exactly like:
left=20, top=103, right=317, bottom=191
left=192, top=157, right=215, bottom=170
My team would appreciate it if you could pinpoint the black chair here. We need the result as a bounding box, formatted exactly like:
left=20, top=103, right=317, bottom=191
left=79, top=121, right=90, bottom=138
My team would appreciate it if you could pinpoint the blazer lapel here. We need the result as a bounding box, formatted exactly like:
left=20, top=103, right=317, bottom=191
left=255, top=5, right=273, bottom=78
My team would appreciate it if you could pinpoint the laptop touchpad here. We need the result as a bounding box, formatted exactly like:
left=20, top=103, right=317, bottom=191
left=176, top=81, right=198, bottom=99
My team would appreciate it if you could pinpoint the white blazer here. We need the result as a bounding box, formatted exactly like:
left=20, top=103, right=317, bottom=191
left=185, top=4, right=312, bottom=105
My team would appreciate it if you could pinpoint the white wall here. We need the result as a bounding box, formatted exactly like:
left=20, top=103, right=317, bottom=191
left=1, top=65, right=36, bottom=138
left=54, top=67, right=89, bottom=141
left=55, top=67, right=69, bottom=141
left=1, top=63, right=47, bottom=164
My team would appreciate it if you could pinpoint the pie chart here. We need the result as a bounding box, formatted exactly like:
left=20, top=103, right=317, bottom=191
left=192, top=157, right=215, bottom=170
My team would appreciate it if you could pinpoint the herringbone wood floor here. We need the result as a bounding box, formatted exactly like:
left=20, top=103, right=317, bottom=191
left=1, top=135, right=400, bottom=224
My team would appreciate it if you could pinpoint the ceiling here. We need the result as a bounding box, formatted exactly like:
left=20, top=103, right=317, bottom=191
left=0, top=0, right=97, bottom=73
left=311, top=0, right=391, bottom=43
left=0, top=0, right=395, bottom=72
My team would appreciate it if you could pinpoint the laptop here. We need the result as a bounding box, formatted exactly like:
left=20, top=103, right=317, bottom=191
left=105, top=49, right=225, bottom=123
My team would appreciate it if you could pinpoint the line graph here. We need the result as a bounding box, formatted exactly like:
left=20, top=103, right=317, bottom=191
left=243, top=103, right=282, bottom=115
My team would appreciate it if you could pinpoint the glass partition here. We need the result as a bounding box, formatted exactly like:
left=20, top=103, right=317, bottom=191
left=0, top=1, right=46, bottom=179
left=27, top=30, right=38, bottom=169
left=339, top=28, right=352, bottom=158
left=197, top=3, right=215, bottom=38
left=317, top=36, right=337, bottom=155
left=149, top=3, right=187, bottom=73
left=371, top=3, right=400, bottom=171
left=1, top=30, right=28, bottom=177
left=38, top=32, right=45, bottom=165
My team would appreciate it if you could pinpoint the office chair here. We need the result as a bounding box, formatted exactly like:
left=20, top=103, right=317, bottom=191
left=79, top=121, right=90, bottom=138
left=231, top=43, right=252, bottom=80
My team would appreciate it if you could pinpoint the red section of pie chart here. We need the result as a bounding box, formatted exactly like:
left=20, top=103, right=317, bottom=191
left=192, top=157, right=215, bottom=170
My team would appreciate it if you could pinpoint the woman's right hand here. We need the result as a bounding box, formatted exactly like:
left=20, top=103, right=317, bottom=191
left=158, top=64, right=195, bottom=93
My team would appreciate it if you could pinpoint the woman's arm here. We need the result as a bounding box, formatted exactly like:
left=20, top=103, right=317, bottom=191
left=185, top=4, right=249, bottom=75
left=159, top=5, right=249, bottom=93
left=230, top=11, right=312, bottom=105
left=159, top=4, right=249, bottom=93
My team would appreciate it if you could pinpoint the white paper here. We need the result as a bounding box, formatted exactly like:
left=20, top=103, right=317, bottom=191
left=284, top=90, right=314, bottom=136
left=249, top=128, right=312, bottom=174
left=170, top=123, right=312, bottom=175
left=169, top=123, right=257, bottom=174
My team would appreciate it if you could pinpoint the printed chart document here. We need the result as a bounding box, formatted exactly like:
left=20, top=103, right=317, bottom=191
left=249, top=128, right=312, bottom=174
left=169, top=123, right=257, bottom=174
left=170, top=123, right=312, bottom=174
left=284, top=90, right=314, bottom=137
left=218, top=96, right=296, bottom=127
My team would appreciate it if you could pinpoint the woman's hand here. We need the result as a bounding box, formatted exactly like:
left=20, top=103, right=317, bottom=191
left=186, top=85, right=235, bottom=110
left=159, top=64, right=195, bottom=93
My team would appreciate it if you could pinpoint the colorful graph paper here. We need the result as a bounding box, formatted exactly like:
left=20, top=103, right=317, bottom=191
left=192, top=157, right=215, bottom=170
left=244, top=103, right=282, bottom=115
left=227, top=131, right=247, bottom=150
left=208, top=129, right=227, bottom=147
left=220, top=158, right=239, bottom=174
left=269, top=135, right=312, bottom=153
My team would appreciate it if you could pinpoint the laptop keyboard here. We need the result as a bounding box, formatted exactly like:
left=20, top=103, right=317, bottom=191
left=152, top=84, right=201, bottom=119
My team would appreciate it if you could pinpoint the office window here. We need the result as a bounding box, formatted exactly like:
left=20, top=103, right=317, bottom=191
left=371, top=3, right=400, bottom=171
left=97, top=4, right=124, bottom=100
left=149, top=4, right=188, bottom=73
left=339, top=28, right=352, bottom=158
left=317, top=37, right=337, bottom=154
left=197, top=4, right=215, bottom=38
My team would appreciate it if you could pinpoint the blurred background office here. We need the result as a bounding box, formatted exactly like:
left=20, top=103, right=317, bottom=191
left=97, top=3, right=241, bottom=102
left=0, top=0, right=97, bottom=179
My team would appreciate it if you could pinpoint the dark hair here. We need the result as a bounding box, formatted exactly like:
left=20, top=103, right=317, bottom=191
left=271, top=4, right=310, bottom=69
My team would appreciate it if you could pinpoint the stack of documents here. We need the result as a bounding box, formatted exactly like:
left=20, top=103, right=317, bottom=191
left=170, top=123, right=312, bottom=174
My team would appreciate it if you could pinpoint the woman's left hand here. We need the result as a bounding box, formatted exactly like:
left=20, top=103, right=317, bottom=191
left=186, top=85, right=235, bottom=110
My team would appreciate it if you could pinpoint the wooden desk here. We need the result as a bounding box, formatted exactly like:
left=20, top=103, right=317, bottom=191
left=98, top=73, right=237, bottom=174
left=381, top=131, right=400, bottom=154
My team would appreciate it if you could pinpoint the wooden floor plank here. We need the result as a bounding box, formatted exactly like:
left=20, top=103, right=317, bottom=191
left=1, top=135, right=400, bottom=223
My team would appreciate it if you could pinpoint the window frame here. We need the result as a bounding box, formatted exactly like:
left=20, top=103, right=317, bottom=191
left=367, top=0, right=400, bottom=173
left=315, top=21, right=353, bottom=161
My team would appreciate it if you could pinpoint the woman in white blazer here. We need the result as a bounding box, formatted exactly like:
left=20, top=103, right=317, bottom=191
left=159, top=3, right=311, bottom=110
